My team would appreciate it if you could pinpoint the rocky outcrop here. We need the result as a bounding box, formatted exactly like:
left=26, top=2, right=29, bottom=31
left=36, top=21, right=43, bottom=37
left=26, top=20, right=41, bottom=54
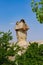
left=15, top=19, right=29, bottom=48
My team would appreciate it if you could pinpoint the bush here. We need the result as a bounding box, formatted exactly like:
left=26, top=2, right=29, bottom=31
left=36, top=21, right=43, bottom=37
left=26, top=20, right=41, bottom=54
left=0, top=30, right=16, bottom=65
left=15, top=42, right=43, bottom=65
left=0, top=31, right=43, bottom=65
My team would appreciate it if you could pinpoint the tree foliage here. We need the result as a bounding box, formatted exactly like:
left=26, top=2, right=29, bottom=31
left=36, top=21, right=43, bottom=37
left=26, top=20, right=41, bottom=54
left=0, top=30, right=15, bottom=65
left=31, top=0, right=43, bottom=23
left=0, top=31, right=43, bottom=65
left=15, top=42, right=43, bottom=65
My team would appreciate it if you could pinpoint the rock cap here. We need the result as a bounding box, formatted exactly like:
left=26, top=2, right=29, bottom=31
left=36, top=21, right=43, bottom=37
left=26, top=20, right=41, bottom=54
left=15, top=19, right=29, bottom=31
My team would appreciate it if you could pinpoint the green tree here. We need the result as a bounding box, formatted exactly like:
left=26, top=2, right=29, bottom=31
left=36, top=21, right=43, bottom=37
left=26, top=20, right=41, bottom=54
left=0, top=30, right=15, bottom=65
left=31, top=0, right=43, bottom=23
left=0, top=30, right=43, bottom=65
left=15, top=42, right=43, bottom=65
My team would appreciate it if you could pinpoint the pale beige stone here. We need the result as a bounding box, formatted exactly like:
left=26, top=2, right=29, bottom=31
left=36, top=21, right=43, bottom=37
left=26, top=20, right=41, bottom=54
left=8, top=56, right=15, bottom=61
left=15, top=20, right=29, bottom=31
left=17, top=40, right=29, bottom=49
left=15, top=19, right=29, bottom=42
left=15, top=19, right=29, bottom=52
left=16, top=30, right=27, bottom=41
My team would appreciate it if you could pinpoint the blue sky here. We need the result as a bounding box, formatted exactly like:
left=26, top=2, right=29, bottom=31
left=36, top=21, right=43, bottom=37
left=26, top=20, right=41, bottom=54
left=0, top=0, right=43, bottom=42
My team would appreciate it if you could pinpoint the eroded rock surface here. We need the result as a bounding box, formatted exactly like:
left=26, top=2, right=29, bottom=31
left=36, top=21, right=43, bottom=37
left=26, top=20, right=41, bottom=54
left=15, top=19, right=29, bottom=49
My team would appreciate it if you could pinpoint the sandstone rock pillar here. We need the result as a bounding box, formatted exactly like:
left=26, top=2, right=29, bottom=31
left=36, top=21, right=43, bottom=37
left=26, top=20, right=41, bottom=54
left=15, top=19, right=29, bottom=49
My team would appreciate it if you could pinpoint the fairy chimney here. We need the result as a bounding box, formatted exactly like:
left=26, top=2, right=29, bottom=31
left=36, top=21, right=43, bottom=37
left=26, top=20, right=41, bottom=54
left=15, top=19, right=29, bottom=48
left=15, top=19, right=29, bottom=41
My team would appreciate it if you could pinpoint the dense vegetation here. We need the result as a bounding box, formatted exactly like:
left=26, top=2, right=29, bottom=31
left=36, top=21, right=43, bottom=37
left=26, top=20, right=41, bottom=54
left=0, top=30, right=15, bottom=65
left=15, top=42, right=43, bottom=65
left=31, top=0, right=43, bottom=23
left=0, top=31, right=43, bottom=65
